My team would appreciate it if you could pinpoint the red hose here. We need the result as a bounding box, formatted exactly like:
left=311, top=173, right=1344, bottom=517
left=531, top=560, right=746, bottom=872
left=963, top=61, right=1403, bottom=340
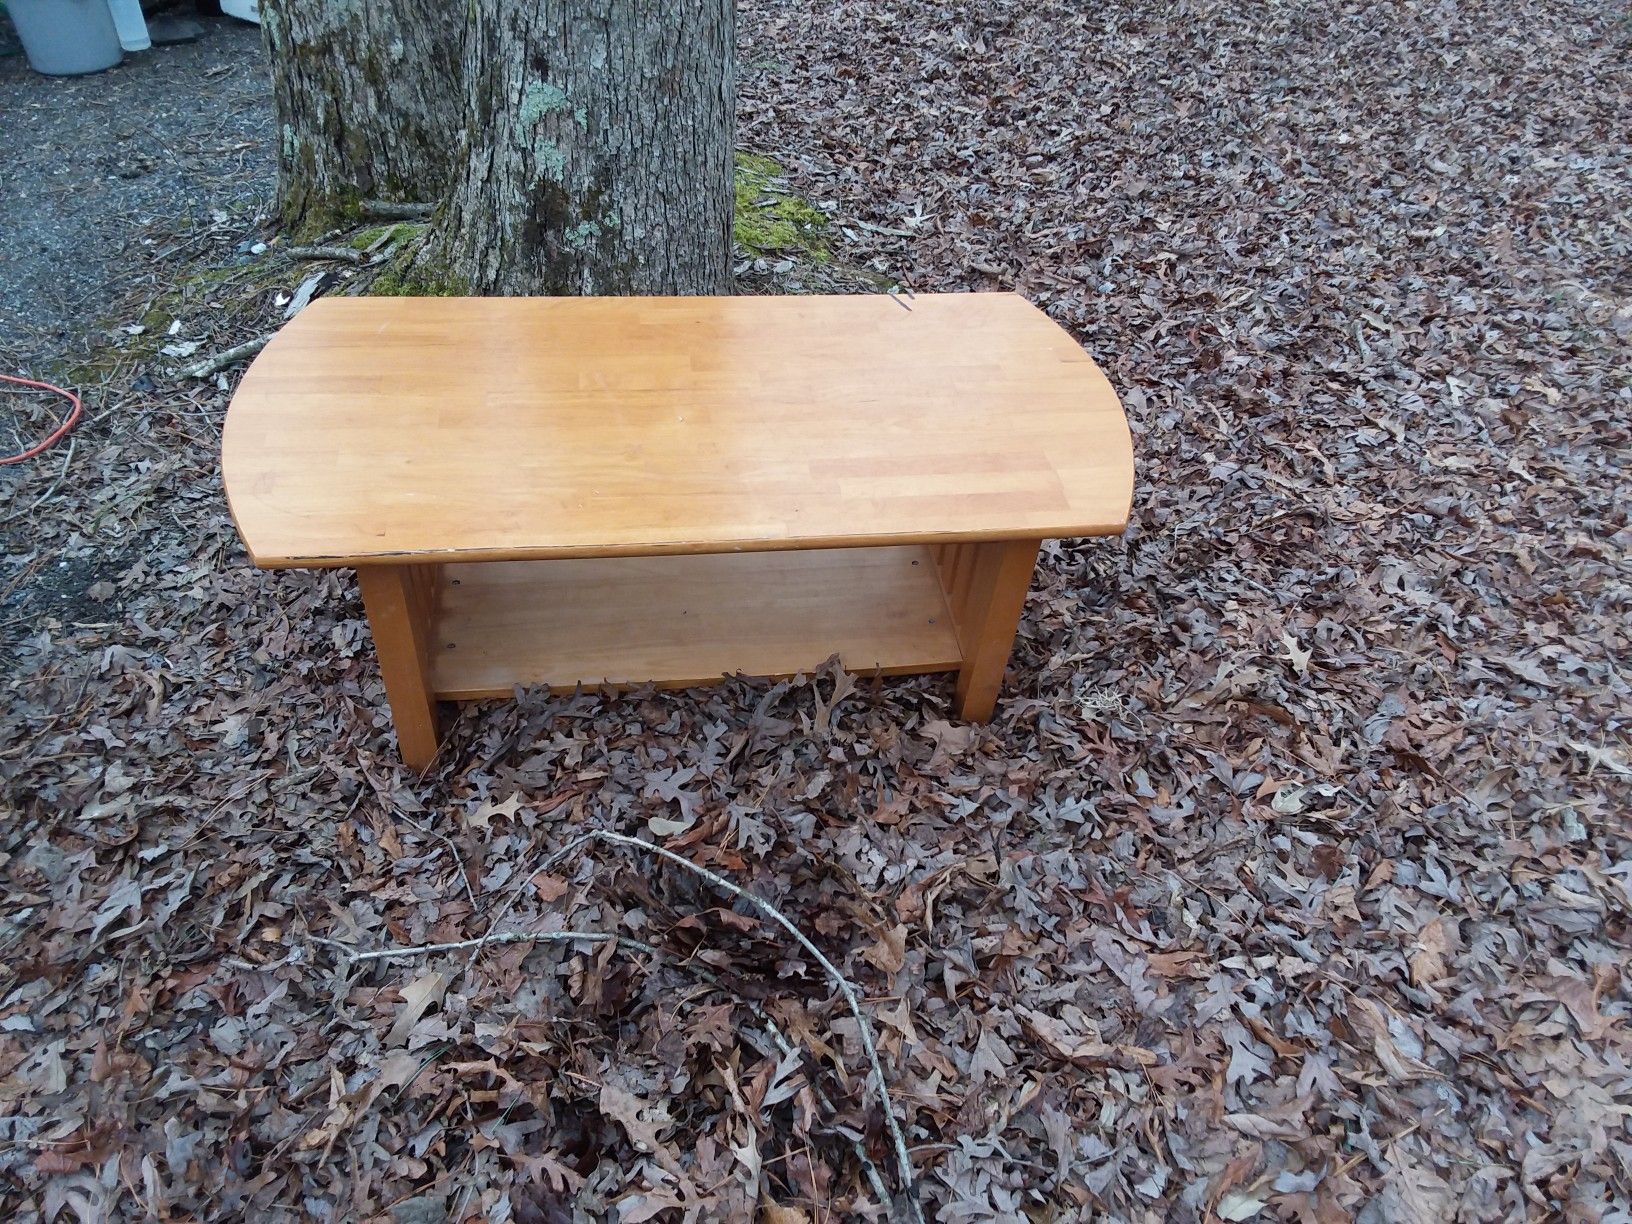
left=1, top=373, right=82, bottom=465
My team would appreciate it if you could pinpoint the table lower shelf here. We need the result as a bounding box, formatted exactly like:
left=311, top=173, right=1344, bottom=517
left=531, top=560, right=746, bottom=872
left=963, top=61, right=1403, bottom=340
left=428, top=545, right=964, bottom=699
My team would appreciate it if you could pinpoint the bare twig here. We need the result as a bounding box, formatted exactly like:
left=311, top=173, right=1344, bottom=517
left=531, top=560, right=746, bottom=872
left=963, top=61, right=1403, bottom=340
left=752, top=1003, right=895, bottom=1210
left=537, top=829, right=922, bottom=1222
left=362, top=200, right=434, bottom=220
left=391, top=809, right=479, bottom=910
left=0, top=436, right=75, bottom=527
left=180, top=335, right=271, bottom=379
left=334, top=923, right=899, bottom=1215
left=342, top=928, right=645, bottom=963
left=336, top=829, right=920, bottom=1218
left=462, top=839, right=557, bottom=980
left=283, top=244, right=365, bottom=265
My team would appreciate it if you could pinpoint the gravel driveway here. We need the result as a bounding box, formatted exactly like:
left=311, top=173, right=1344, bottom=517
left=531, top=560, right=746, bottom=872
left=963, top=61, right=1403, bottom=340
left=0, top=13, right=272, bottom=361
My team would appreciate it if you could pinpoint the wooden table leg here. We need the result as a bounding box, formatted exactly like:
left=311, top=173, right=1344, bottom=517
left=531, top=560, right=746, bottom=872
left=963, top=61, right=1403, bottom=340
left=938, top=539, right=1041, bottom=722
left=356, top=564, right=442, bottom=770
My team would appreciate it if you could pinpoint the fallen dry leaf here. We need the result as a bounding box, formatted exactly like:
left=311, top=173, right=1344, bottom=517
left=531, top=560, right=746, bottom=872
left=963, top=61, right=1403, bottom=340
left=2, top=1, right=1628, bottom=1219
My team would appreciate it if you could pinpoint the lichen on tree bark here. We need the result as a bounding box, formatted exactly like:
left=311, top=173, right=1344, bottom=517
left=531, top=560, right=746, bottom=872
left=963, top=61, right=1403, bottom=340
left=260, top=0, right=462, bottom=235
left=422, top=0, right=735, bottom=296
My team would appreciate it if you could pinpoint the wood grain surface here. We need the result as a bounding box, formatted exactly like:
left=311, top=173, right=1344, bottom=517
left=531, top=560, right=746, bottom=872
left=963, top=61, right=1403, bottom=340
left=429, top=546, right=962, bottom=698
left=222, top=293, right=1133, bottom=567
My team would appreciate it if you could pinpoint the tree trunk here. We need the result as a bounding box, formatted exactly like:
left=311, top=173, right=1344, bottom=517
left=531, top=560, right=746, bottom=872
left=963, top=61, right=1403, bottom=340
left=260, top=0, right=463, bottom=234
left=424, top=0, right=734, bottom=295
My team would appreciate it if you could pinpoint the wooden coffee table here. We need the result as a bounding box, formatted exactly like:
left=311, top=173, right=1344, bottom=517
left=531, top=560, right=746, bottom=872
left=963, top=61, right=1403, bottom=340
left=222, top=293, right=1132, bottom=768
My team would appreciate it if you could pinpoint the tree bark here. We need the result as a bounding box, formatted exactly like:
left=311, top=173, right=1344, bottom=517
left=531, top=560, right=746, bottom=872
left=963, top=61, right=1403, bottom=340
left=425, top=0, right=734, bottom=295
left=260, top=0, right=463, bottom=234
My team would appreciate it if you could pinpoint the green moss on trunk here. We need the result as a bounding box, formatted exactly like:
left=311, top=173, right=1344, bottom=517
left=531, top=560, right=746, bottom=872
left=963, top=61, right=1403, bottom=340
left=369, top=247, right=470, bottom=297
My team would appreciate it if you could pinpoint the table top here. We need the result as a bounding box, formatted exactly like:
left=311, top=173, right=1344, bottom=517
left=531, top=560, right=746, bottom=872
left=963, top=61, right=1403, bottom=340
left=222, top=292, right=1133, bottom=567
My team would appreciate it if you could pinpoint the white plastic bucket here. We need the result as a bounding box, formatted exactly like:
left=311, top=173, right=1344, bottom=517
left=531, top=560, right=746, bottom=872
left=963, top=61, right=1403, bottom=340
left=7, top=0, right=124, bottom=76
left=106, top=0, right=150, bottom=51
left=220, top=0, right=261, bottom=24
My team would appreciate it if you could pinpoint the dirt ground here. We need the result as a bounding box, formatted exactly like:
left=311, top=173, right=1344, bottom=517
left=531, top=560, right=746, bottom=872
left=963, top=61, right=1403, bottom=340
left=2, top=1, right=1630, bottom=1221
left=0, top=14, right=270, bottom=359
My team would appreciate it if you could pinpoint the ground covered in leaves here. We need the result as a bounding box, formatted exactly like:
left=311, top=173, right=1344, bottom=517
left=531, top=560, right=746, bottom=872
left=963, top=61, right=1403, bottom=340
left=3, top=1, right=1631, bottom=1220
